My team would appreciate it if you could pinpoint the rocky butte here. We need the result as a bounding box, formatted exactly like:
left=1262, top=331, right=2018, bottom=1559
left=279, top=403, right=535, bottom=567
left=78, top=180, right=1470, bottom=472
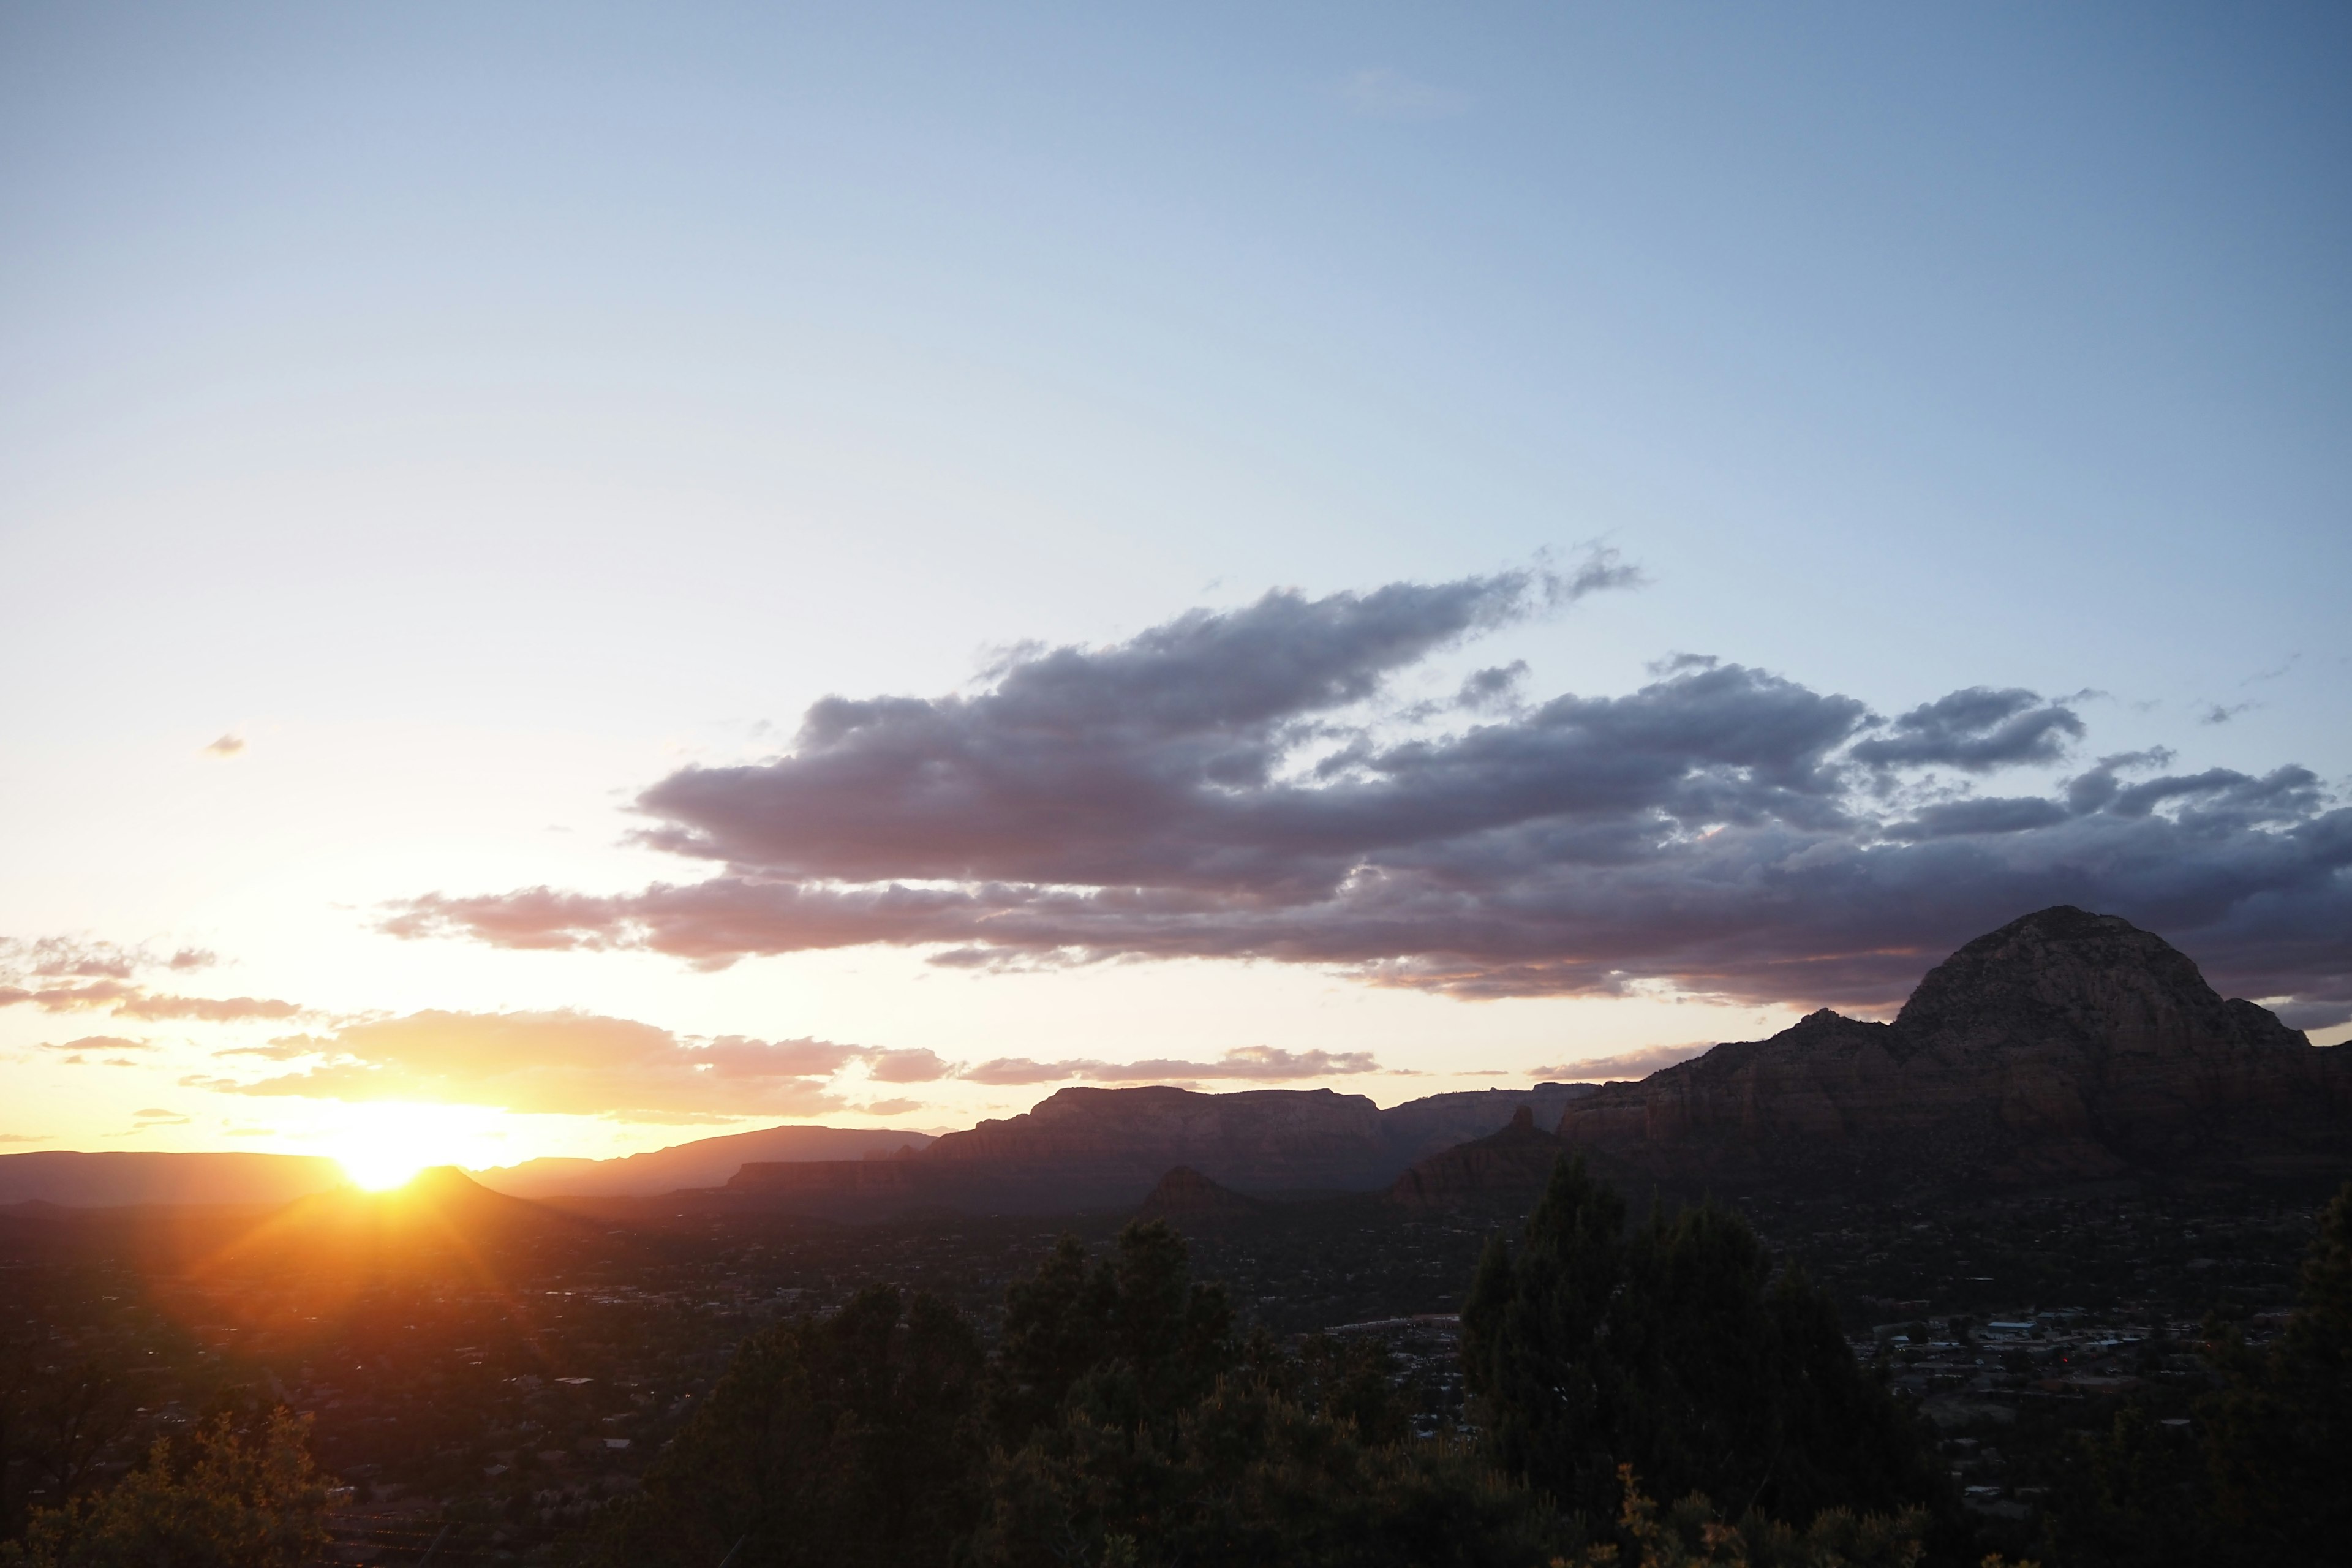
left=1554, top=906, right=2351, bottom=1199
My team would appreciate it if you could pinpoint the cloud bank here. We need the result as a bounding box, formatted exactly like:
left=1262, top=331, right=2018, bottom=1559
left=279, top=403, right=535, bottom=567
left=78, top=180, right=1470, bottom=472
left=383, top=571, right=2352, bottom=1028
left=209, top=1013, right=1373, bottom=1118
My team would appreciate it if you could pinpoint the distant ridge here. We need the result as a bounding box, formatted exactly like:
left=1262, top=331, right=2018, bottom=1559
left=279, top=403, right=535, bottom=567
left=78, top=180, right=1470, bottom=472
left=0, top=1151, right=351, bottom=1208
left=719, top=1083, right=1598, bottom=1219
left=472, top=1123, right=935, bottom=1198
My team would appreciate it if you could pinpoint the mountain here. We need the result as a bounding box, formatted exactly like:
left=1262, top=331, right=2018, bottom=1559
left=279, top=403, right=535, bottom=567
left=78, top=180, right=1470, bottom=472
left=1556, top=907, right=2352, bottom=1196
left=0, top=1151, right=351, bottom=1208
left=472, top=1123, right=934, bottom=1197
left=1390, top=1106, right=1566, bottom=1207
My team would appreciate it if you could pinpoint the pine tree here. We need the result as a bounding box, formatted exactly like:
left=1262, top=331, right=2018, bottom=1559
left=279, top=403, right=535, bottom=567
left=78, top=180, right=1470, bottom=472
left=1461, top=1156, right=1946, bottom=1531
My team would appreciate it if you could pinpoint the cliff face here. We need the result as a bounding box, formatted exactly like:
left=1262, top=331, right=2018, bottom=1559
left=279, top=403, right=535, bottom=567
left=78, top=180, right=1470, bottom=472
left=1390, top=1107, right=1566, bottom=1208
left=1378, top=1084, right=1597, bottom=1162
left=1558, top=907, right=2351, bottom=1193
left=1137, top=1165, right=1265, bottom=1219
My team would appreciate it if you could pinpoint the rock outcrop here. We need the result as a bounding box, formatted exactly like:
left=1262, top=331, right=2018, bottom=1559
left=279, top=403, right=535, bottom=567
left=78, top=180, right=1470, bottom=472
left=1557, top=907, right=2352, bottom=1195
left=1389, top=1107, right=1567, bottom=1207
left=1378, top=1084, right=1598, bottom=1162
left=1137, top=1165, right=1265, bottom=1219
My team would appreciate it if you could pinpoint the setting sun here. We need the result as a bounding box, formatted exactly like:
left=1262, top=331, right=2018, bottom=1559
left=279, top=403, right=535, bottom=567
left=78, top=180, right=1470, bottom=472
left=340, top=1145, right=428, bottom=1191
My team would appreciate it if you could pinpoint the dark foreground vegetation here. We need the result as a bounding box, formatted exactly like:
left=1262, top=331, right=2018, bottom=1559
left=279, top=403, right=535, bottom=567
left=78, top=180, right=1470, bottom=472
left=0, top=1165, right=2344, bottom=1566
left=594, top=1161, right=1962, bottom=1568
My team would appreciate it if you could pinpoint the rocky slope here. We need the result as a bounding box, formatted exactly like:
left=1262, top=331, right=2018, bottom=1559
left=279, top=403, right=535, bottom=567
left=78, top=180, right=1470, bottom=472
left=1136, top=1165, right=1265, bottom=1219
left=1557, top=907, right=2352, bottom=1195
left=1389, top=1107, right=1566, bottom=1207
left=1378, top=1084, right=1597, bottom=1161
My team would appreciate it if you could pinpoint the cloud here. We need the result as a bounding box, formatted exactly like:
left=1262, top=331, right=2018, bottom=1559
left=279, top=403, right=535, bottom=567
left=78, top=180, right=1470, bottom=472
left=1, top=983, right=303, bottom=1022
left=865, top=1048, right=952, bottom=1084
left=959, top=1045, right=1378, bottom=1086
left=0, top=1134, right=43, bottom=1144
left=1849, top=688, right=2084, bottom=772
left=132, top=1108, right=188, bottom=1123
left=1531, top=1042, right=1713, bottom=1082
left=2201, top=703, right=2255, bottom=725
left=202, top=734, right=245, bottom=758
left=0, top=937, right=142, bottom=980
left=217, top=1011, right=942, bottom=1119
left=0, top=938, right=299, bottom=1022
left=382, top=572, right=2352, bottom=1029
left=38, top=1035, right=149, bottom=1055
left=1338, top=67, right=1468, bottom=119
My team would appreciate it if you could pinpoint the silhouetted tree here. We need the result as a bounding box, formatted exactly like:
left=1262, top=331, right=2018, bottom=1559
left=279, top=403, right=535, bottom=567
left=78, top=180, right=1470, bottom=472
left=1461, top=1157, right=1948, bottom=1531
left=966, top=1221, right=1574, bottom=1568
left=2195, top=1180, right=2351, bottom=1567
left=594, top=1284, right=987, bottom=1568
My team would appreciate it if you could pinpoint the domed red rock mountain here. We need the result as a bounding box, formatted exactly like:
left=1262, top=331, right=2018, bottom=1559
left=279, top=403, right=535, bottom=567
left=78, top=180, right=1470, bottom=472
left=1555, top=906, right=2351, bottom=1195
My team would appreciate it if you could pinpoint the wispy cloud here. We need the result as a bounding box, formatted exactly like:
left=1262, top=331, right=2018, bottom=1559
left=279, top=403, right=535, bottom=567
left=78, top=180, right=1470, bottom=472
left=960, top=1045, right=1378, bottom=1087
left=0, top=937, right=294, bottom=1025
left=202, top=734, right=246, bottom=758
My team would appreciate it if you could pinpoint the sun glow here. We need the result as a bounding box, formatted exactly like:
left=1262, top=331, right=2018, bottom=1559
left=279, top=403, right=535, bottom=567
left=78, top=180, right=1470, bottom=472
left=322, top=1102, right=510, bottom=1191
left=341, top=1144, right=429, bottom=1191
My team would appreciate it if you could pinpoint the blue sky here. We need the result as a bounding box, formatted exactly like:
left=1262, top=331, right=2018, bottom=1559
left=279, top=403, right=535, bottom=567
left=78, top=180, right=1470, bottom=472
left=2, top=3, right=2345, bottom=1167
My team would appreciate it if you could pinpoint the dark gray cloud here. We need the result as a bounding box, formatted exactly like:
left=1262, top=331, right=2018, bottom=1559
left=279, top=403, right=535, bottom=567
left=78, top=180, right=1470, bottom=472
left=384, top=574, right=2352, bottom=1028
left=1849, top=687, right=2085, bottom=772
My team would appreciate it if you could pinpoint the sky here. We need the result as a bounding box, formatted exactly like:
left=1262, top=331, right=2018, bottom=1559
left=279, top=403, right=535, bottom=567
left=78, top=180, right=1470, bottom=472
left=2, top=2, right=2346, bottom=1177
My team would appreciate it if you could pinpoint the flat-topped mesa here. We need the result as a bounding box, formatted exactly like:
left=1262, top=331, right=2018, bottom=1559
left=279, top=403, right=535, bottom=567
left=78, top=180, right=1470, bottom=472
left=922, top=1085, right=1396, bottom=1191
left=1556, top=907, right=2350, bottom=1192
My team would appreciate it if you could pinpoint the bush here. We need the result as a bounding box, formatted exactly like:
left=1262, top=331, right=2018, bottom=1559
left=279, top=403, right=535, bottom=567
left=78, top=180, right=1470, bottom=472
left=0, top=1407, right=329, bottom=1568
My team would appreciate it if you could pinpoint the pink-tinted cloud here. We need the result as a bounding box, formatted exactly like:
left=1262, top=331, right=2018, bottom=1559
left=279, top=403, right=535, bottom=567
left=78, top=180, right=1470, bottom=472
left=960, top=1045, right=1378, bottom=1086
left=221, top=1010, right=951, bottom=1119
left=0, top=938, right=299, bottom=1022
left=39, top=1035, right=150, bottom=1055
left=1531, top=1042, right=1711, bottom=1083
